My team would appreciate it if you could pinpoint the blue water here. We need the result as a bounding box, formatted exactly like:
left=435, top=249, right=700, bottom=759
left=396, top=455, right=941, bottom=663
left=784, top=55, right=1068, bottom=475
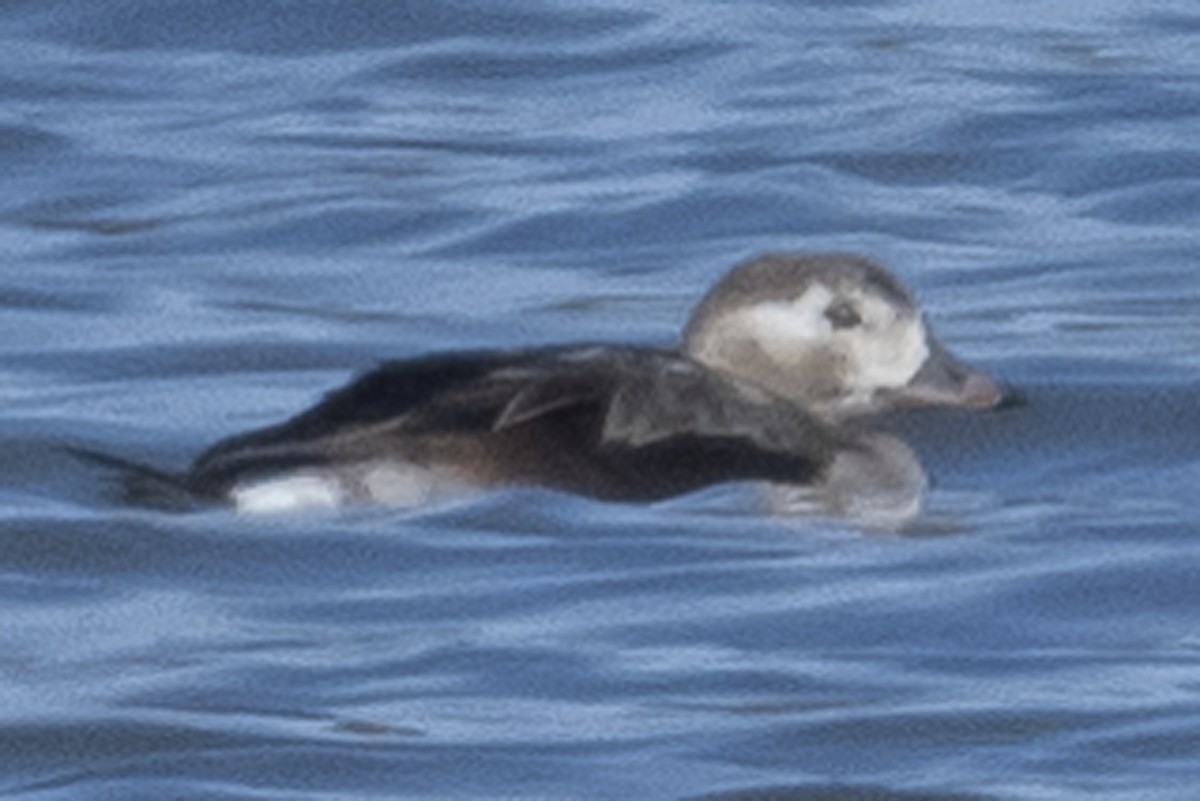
left=3, top=1, right=1200, bottom=798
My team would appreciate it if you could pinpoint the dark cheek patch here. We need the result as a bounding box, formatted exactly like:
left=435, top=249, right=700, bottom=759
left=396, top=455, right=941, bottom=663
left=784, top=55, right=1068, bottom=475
left=792, top=350, right=845, bottom=400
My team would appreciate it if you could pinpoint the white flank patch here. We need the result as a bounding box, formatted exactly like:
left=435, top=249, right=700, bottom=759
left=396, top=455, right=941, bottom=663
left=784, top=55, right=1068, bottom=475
left=232, top=474, right=347, bottom=514
left=230, top=461, right=472, bottom=514
left=360, top=462, right=466, bottom=506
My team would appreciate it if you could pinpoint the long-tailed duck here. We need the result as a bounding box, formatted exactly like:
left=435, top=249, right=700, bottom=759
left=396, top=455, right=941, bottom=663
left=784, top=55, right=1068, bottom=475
left=176, top=253, right=1001, bottom=521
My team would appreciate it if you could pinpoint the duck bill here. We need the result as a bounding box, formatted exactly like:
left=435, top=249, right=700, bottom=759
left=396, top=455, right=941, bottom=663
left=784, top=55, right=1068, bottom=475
left=889, top=338, right=1003, bottom=410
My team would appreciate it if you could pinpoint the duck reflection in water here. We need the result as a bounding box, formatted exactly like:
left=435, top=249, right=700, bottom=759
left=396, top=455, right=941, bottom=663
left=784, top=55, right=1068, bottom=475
left=166, top=253, right=1002, bottom=528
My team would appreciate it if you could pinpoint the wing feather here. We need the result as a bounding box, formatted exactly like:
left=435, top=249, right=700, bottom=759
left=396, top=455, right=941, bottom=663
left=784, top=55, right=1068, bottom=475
left=187, top=345, right=846, bottom=498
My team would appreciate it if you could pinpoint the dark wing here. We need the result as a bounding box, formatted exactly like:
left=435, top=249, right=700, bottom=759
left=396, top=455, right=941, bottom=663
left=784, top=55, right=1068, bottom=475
left=221, top=349, right=513, bottom=443
left=186, top=348, right=611, bottom=494
left=577, top=349, right=852, bottom=498
left=598, top=353, right=839, bottom=451
left=66, top=445, right=204, bottom=511
left=476, top=347, right=851, bottom=499
left=187, top=345, right=850, bottom=501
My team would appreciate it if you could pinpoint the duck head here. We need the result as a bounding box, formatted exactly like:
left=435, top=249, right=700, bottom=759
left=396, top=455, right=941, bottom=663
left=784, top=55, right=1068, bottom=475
left=683, top=253, right=1002, bottom=422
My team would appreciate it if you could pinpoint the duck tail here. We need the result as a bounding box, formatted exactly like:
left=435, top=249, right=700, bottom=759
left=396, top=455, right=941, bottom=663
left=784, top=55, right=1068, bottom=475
left=64, top=445, right=206, bottom=511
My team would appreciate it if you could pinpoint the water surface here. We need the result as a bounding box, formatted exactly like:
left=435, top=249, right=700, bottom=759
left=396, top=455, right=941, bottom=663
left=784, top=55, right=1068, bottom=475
left=2, top=1, right=1200, bottom=798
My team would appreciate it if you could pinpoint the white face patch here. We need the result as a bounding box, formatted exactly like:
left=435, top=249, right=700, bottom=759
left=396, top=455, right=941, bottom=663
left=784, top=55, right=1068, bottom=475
left=686, top=275, right=936, bottom=418
left=843, top=295, right=929, bottom=393
left=727, top=284, right=929, bottom=410
left=740, top=285, right=837, bottom=351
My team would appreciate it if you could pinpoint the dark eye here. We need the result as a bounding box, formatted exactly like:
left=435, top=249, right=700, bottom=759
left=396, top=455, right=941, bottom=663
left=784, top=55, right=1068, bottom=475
left=825, top=302, right=861, bottom=329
